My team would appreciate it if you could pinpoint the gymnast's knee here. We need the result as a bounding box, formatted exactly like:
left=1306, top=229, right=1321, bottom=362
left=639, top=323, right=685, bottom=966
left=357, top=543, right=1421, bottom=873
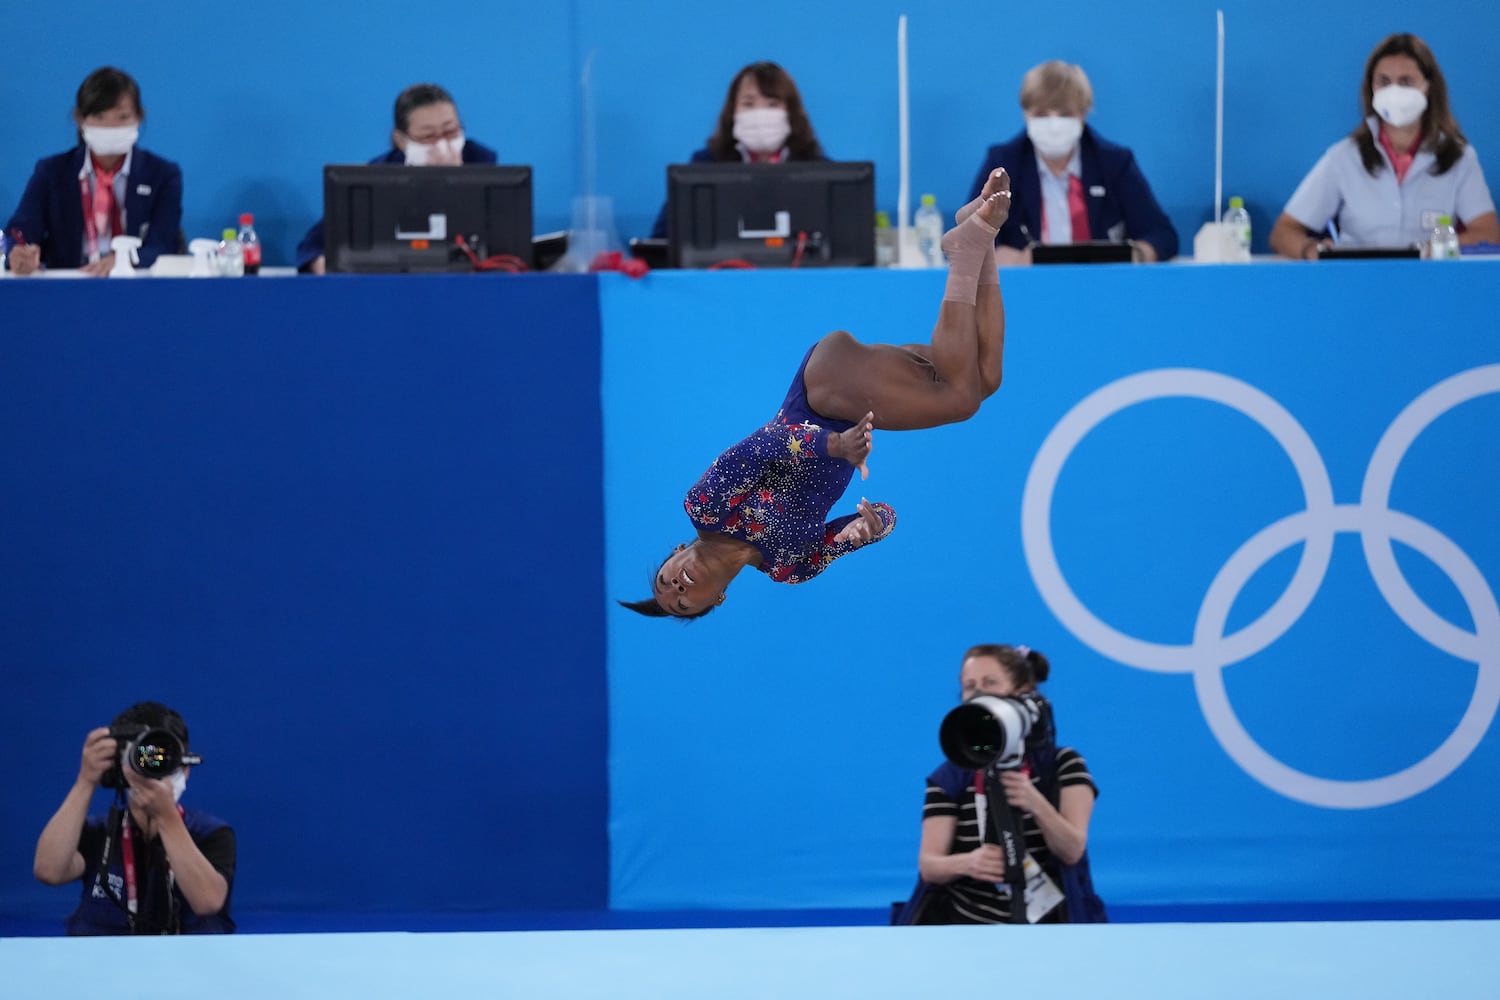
left=945, top=388, right=982, bottom=422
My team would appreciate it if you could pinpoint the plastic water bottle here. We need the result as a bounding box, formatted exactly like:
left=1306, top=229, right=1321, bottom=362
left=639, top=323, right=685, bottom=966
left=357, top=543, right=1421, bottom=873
left=874, top=210, right=896, bottom=267
left=914, top=193, right=945, bottom=267
left=237, top=213, right=262, bottom=275
left=1428, top=215, right=1460, bottom=260
left=1224, top=196, right=1251, bottom=262
left=217, top=227, right=245, bottom=276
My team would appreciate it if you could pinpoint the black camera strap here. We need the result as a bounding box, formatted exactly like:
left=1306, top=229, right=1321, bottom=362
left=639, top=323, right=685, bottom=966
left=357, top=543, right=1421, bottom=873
left=93, top=792, right=135, bottom=930
left=977, top=765, right=1029, bottom=924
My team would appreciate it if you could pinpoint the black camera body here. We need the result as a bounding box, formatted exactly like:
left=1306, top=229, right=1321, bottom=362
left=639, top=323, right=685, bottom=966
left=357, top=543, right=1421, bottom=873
left=939, top=691, right=1055, bottom=771
left=100, top=723, right=201, bottom=788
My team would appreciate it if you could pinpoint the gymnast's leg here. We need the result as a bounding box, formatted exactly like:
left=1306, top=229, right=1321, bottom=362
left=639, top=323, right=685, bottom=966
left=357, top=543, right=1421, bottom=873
left=804, top=190, right=1009, bottom=431
left=953, top=168, right=1008, bottom=397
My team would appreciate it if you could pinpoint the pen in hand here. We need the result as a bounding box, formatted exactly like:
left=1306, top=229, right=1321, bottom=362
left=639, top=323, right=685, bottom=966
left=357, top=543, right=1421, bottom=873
left=7, top=227, right=43, bottom=274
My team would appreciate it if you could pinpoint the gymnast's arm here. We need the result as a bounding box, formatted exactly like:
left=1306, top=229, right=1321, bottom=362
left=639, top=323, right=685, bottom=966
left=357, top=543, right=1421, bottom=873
left=770, top=501, right=896, bottom=583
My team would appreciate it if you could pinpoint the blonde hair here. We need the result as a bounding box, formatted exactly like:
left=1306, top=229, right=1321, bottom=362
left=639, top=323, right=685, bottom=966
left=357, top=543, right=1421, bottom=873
left=1019, top=61, right=1094, bottom=116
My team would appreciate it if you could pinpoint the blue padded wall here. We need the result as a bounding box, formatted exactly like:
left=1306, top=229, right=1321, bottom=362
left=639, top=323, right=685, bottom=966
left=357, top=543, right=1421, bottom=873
left=1, top=275, right=608, bottom=925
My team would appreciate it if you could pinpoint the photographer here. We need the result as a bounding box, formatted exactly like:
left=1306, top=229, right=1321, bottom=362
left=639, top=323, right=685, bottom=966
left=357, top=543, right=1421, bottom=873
left=906, top=644, right=1098, bottom=924
left=33, top=702, right=236, bottom=934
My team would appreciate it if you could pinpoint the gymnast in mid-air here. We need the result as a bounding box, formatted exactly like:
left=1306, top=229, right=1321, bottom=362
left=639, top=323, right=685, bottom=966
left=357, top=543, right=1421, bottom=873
left=622, top=168, right=1014, bottom=619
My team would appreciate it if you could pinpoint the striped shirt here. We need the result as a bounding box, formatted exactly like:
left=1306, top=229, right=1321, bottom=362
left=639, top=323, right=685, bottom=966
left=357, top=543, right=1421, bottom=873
left=922, top=747, right=1097, bottom=923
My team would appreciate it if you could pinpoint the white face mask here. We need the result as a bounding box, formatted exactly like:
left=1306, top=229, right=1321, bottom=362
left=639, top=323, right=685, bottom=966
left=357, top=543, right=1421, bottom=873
left=82, top=124, right=139, bottom=157
left=733, top=107, right=791, bottom=155
left=1372, top=85, right=1427, bottom=129
left=404, top=132, right=466, bottom=166
left=1026, top=115, right=1084, bottom=160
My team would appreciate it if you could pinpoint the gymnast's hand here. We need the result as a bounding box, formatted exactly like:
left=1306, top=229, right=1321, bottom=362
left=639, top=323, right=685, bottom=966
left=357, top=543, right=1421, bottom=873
left=830, top=411, right=874, bottom=480
left=833, top=498, right=884, bottom=546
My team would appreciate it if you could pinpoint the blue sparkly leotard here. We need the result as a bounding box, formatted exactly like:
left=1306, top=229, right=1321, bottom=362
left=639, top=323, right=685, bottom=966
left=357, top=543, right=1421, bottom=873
left=684, top=345, right=897, bottom=583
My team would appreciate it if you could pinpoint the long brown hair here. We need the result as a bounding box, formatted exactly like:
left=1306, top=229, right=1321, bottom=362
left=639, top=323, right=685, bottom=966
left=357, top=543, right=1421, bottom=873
left=706, top=62, right=824, bottom=161
left=962, top=643, right=1050, bottom=689
left=1350, top=33, right=1466, bottom=176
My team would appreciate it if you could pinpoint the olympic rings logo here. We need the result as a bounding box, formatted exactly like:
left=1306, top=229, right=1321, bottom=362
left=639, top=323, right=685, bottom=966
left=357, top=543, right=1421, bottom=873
left=1021, top=366, right=1500, bottom=809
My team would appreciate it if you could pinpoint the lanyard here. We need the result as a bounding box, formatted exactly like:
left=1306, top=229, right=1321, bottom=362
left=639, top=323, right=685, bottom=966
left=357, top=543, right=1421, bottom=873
left=973, top=769, right=987, bottom=838
left=120, top=814, right=140, bottom=917
left=78, top=164, right=122, bottom=262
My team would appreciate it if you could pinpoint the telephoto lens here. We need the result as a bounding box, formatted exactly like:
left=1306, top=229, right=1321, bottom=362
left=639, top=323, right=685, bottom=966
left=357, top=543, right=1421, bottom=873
left=939, top=695, right=1038, bottom=771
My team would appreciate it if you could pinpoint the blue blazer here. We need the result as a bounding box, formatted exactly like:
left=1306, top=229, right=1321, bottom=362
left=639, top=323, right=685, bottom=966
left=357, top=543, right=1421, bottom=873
left=968, top=127, right=1178, bottom=260
left=649, top=146, right=830, bottom=239
left=295, top=139, right=499, bottom=270
left=4, top=145, right=183, bottom=268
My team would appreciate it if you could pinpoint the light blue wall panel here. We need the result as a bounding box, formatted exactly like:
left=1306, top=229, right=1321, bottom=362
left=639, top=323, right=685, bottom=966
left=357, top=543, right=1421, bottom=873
left=603, top=261, right=1500, bottom=909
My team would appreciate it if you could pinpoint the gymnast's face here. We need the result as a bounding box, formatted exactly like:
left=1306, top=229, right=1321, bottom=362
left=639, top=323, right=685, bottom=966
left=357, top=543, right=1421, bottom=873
left=654, top=543, right=728, bottom=617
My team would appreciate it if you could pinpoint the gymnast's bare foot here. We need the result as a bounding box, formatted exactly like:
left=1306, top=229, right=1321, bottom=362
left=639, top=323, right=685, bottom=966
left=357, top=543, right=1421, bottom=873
left=974, top=175, right=1011, bottom=230
left=955, top=168, right=1012, bottom=225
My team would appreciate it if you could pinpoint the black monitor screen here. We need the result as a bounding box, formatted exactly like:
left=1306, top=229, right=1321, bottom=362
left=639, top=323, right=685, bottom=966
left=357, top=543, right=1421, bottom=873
left=1317, top=245, right=1422, bottom=260
left=1029, top=240, right=1135, bottom=265
left=667, top=161, right=875, bottom=269
left=323, top=164, right=533, bottom=273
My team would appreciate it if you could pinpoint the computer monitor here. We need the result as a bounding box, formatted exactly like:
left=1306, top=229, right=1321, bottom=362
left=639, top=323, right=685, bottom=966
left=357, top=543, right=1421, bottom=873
left=323, top=164, right=534, bottom=273
left=666, top=161, right=875, bottom=269
left=1029, top=241, right=1135, bottom=265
